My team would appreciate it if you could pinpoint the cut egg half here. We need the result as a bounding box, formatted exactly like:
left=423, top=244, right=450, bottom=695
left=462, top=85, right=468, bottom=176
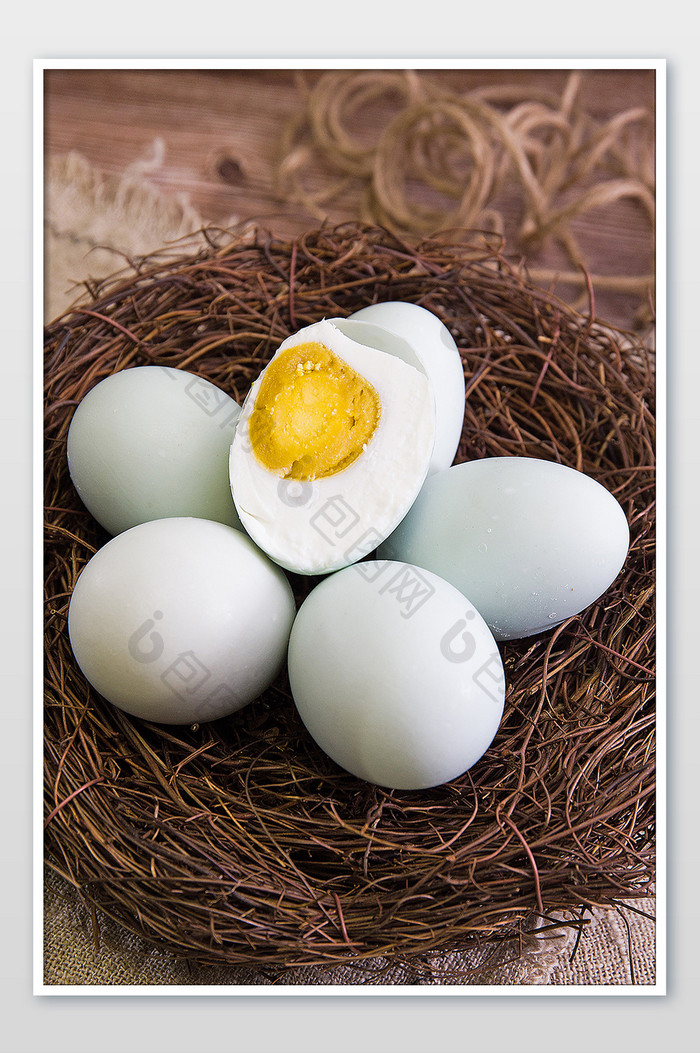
left=229, top=319, right=435, bottom=575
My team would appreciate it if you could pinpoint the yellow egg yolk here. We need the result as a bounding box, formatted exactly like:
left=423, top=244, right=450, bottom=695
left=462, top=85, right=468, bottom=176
left=248, top=341, right=382, bottom=481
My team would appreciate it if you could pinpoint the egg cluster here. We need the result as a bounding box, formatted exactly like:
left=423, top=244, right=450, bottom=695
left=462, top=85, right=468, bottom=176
left=65, top=302, right=630, bottom=790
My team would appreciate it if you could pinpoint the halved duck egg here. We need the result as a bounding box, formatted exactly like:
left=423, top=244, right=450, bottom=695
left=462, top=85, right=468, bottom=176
left=229, top=319, right=435, bottom=575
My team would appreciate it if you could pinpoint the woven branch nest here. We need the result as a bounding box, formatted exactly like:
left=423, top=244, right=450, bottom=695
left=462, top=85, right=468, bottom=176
left=44, top=223, right=655, bottom=970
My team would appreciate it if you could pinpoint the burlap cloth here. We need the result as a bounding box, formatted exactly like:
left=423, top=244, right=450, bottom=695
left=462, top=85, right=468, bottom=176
left=43, top=149, right=656, bottom=987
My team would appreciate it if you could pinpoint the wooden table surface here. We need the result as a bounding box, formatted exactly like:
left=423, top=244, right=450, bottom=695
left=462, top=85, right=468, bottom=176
left=43, top=66, right=657, bottom=332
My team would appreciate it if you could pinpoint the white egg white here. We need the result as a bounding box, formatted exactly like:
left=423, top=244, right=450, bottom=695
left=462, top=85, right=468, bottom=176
left=229, top=319, right=435, bottom=575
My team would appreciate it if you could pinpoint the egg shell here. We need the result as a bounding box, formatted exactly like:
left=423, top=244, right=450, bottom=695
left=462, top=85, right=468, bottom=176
left=229, top=319, right=435, bottom=576
left=287, top=560, right=506, bottom=790
left=329, top=318, right=427, bottom=376
left=67, top=366, right=243, bottom=535
left=378, top=457, right=630, bottom=640
left=346, top=301, right=465, bottom=474
left=67, top=517, right=296, bottom=724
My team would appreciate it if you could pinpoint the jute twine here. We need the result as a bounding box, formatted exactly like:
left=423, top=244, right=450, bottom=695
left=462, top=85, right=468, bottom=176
left=277, top=70, right=655, bottom=324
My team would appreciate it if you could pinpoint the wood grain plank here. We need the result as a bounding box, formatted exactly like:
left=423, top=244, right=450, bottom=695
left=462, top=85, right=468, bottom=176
left=43, top=66, right=657, bottom=328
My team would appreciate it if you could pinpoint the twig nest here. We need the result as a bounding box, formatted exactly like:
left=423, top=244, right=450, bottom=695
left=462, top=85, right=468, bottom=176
left=44, top=223, right=655, bottom=970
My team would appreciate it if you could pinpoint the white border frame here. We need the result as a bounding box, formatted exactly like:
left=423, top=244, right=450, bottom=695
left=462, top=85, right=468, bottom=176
left=33, top=57, right=666, bottom=997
